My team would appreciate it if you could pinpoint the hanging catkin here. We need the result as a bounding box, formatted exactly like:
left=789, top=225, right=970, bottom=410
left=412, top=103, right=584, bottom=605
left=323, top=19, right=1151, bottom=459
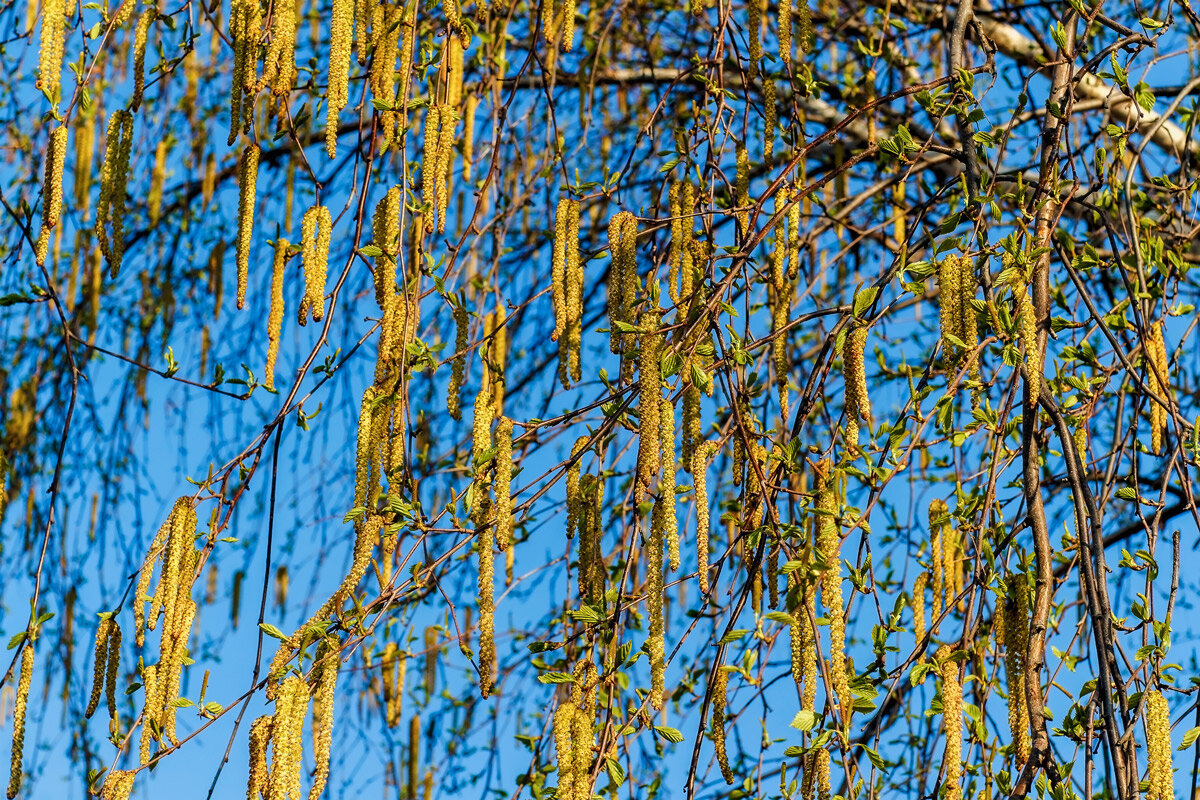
left=6, top=643, right=33, bottom=800
left=553, top=199, right=582, bottom=386
left=1003, top=573, right=1030, bottom=764
left=235, top=143, right=261, bottom=311
left=636, top=309, right=663, bottom=506
left=261, top=0, right=299, bottom=96
left=553, top=700, right=578, bottom=800
left=265, top=238, right=289, bottom=391
left=735, top=144, right=749, bottom=236
left=693, top=440, right=715, bottom=594
left=130, top=10, right=155, bottom=111
left=36, top=0, right=66, bottom=103
left=1004, top=254, right=1039, bottom=403
left=309, top=636, right=340, bottom=800
left=300, top=205, right=331, bottom=324
left=35, top=125, right=68, bottom=267
left=607, top=211, right=638, bottom=354
left=841, top=319, right=871, bottom=446
left=1144, top=689, right=1174, bottom=800
left=228, top=0, right=263, bottom=144
left=660, top=398, right=679, bottom=571
left=326, top=0, right=355, bottom=156
left=648, top=460, right=666, bottom=710
left=447, top=302, right=469, bottom=420
left=814, top=462, right=849, bottom=722
left=493, top=417, right=514, bottom=550
left=478, top=483, right=496, bottom=698
left=711, top=666, right=734, bottom=784
left=96, top=110, right=134, bottom=277
left=246, top=716, right=273, bottom=800
left=1147, top=320, right=1170, bottom=454
left=85, top=617, right=113, bottom=718
left=369, top=0, right=403, bottom=145
left=98, top=770, right=135, bottom=800
left=267, top=674, right=310, bottom=800
left=372, top=187, right=402, bottom=308
left=939, top=647, right=963, bottom=800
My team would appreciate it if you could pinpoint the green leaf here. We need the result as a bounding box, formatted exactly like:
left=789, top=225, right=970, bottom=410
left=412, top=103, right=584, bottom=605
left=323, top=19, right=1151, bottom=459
left=718, top=629, right=750, bottom=645
left=853, top=286, right=878, bottom=319
left=654, top=725, right=684, bottom=743
left=536, top=672, right=576, bottom=685
left=258, top=623, right=288, bottom=641
left=605, top=757, right=626, bottom=785
left=1178, top=726, right=1200, bottom=751
left=790, top=709, right=818, bottom=731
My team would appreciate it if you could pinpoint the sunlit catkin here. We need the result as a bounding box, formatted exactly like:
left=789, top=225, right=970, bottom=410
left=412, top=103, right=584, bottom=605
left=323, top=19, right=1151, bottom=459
left=268, top=674, right=310, bottom=800
left=1008, top=260, right=1039, bottom=404
left=1144, top=689, right=1174, bottom=800
left=494, top=417, right=515, bottom=550
left=96, top=110, right=133, bottom=277
left=6, top=643, right=32, bottom=799
left=35, top=125, right=68, bottom=266
left=235, top=143, right=261, bottom=311
left=138, top=664, right=160, bottom=764
left=372, top=187, right=402, bottom=308
left=636, top=310, right=663, bottom=506
left=300, top=205, right=331, bottom=324
left=1003, top=573, right=1030, bottom=764
left=712, top=666, right=734, bottom=784
left=85, top=617, right=113, bottom=719
left=735, top=144, right=749, bottom=236
left=326, top=0, right=355, bottom=157
left=246, top=715, right=273, bottom=800
left=1148, top=321, right=1169, bottom=454
left=553, top=700, right=578, bottom=800
left=841, top=319, right=871, bottom=447
left=98, top=770, right=135, bottom=800
left=814, top=462, right=848, bottom=721
left=447, top=303, right=468, bottom=420
left=130, top=10, right=154, bottom=111
left=660, top=398, right=679, bottom=571
left=478, top=494, right=496, bottom=698
left=262, top=0, right=298, bottom=97
left=939, top=647, right=963, bottom=800
left=694, top=441, right=715, bottom=594
left=554, top=199, right=583, bottom=387
left=309, top=636, right=340, bottom=800
left=912, top=572, right=927, bottom=660
left=648, top=459, right=666, bottom=709
left=607, top=211, right=638, bottom=354
left=104, top=619, right=121, bottom=725
left=36, top=0, right=65, bottom=104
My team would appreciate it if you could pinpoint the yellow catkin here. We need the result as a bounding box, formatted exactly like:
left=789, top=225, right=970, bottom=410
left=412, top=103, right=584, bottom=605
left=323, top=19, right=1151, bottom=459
left=266, top=238, right=289, bottom=391
left=815, top=747, right=831, bottom=800
left=912, top=572, right=927, bottom=661
left=565, top=437, right=587, bottom=542
left=96, top=110, right=133, bottom=278
left=494, top=417, right=515, bottom=550
left=268, top=674, right=310, bottom=800
left=147, top=139, right=168, bottom=225
left=694, top=441, right=715, bottom=594
left=390, top=0, right=416, bottom=145
left=300, top=205, right=331, bottom=324
left=478, top=486, right=496, bottom=698
left=552, top=199, right=570, bottom=343
left=1148, top=321, right=1170, bottom=454
left=354, top=385, right=380, bottom=510
left=660, top=399, right=679, bottom=571
left=815, top=462, right=849, bottom=722
left=35, top=125, right=68, bottom=266
left=648, top=470, right=666, bottom=709
left=36, top=0, right=65, bottom=103
left=98, top=770, right=136, bottom=800
left=747, top=0, right=762, bottom=67
left=607, top=211, right=638, bottom=354
left=553, top=701, right=577, bottom=800
left=554, top=199, right=583, bottom=386
left=369, top=0, right=401, bottom=144
left=565, top=662, right=595, bottom=794
left=130, top=9, right=154, bottom=111
left=104, top=619, right=121, bottom=724
left=447, top=303, right=469, bottom=420
left=139, top=663, right=160, bottom=765
left=85, top=617, right=112, bottom=719
left=712, top=667, right=734, bottom=784
left=1008, top=258, right=1040, bottom=403
left=778, top=0, right=792, bottom=61
left=247, top=715, right=273, bottom=800
left=929, top=499, right=947, bottom=624
left=262, top=0, right=298, bottom=96
left=373, top=187, right=402, bottom=308
left=636, top=309, right=663, bottom=506
left=228, top=0, right=263, bottom=143
left=1144, top=689, right=1174, bottom=800
left=435, top=106, right=457, bottom=234
left=236, top=143, right=261, bottom=311
left=7, top=643, right=32, bottom=799
left=735, top=144, right=749, bottom=236
left=309, top=636, right=340, bottom=800
left=842, top=320, right=871, bottom=447
left=1003, top=573, right=1030, bottom=764
left=939, top=648, right=963, bottom=800
left=326, top=0, right=355, bottom=157
left=407, top=716, right=422, bottom=799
